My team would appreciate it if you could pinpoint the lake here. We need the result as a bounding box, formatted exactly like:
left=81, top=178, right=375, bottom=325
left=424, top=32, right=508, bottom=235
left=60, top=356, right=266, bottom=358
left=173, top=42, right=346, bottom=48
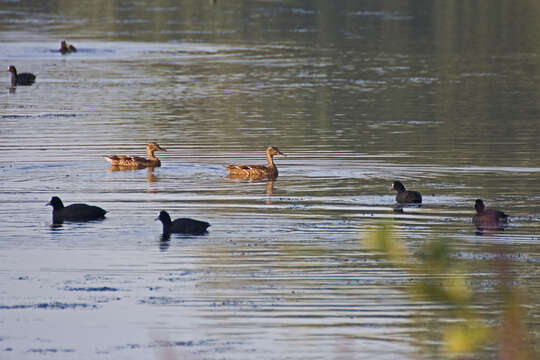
left=1, top=1, right=539, bottom=359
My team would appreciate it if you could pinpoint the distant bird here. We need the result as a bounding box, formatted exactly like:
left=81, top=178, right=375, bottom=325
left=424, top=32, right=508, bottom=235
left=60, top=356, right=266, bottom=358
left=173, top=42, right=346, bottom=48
left=391, top=181, right=422, bottom=204
left=59, top=40, right=77, bottom=54
left=46, top=196, right=107, bottom=223
left=104, top=142, right=166, bottom=168
left=6, top=65, right=36, bottom=86
left=155, top=210, right=210, bottom=235
left=473, top=199, right=508, bottom=230
left=225, top=146, right=285, bottom=179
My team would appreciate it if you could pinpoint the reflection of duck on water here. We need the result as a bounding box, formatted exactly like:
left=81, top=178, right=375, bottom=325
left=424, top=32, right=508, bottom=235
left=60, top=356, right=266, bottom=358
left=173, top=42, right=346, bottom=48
left=225, top=146, right=285, bottom=180
left=107, top=166, right=159, bottom=183
left=105, top=142, right=166, bottom=169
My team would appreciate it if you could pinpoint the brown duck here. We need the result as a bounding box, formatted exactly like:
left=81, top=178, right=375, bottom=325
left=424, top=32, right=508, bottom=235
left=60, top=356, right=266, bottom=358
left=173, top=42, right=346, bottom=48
left=225, top=146, right=285, bottom=179
left=59, top=40, right=77, bottom=54
left=105, top=142, right=166, bottom=168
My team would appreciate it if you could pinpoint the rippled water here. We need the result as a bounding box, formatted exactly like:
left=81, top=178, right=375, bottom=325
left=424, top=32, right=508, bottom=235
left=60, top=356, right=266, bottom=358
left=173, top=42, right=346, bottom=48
left=1, top=1, right=539, bottom=359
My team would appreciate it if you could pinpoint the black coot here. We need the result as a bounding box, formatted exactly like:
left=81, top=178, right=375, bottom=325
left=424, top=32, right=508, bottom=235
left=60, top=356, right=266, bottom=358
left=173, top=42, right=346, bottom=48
left=391, top=181, right=422, bottom=204
left=7, top=65, right=36, bottom=86
left=155, top=210, right=210, bottom=235
left=46, top=196, right=107, bottom=223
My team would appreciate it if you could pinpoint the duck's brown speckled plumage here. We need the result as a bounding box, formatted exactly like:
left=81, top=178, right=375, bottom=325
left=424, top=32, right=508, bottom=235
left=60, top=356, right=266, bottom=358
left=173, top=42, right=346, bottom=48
left=59, top=40, right=77, bottom=54
left=105, top=142, right=166, bottom=168
left=225, top=146, right=285, bottom=179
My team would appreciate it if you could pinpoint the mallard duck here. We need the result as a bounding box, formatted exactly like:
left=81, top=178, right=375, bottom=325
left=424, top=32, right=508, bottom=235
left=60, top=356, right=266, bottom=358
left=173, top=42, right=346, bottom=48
left=104, top=142, right=166, bottom=168
left=6, top=65, right=36, bottom=86
left=46, top=196, right=107, bottom=223
left=225, top=146, right=285, bottom=179
left=473, top=199, right=508, bottom=230
left=391, top=181, right=422, bottom=204
left=155, top=210, right=210, bottom=235
left=59, top=40, right=77, bottom=54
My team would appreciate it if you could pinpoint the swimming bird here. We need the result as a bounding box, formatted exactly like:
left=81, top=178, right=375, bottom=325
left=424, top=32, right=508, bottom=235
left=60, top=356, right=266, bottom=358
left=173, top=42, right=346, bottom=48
left=155, top=210, right=210, bottom=235
left=59, top=40, right=77, bottom=54
left=225, top=146, right=285, bottom=179
left=391, top=181, right=422, bottom=204
left=46, top=196, right=107, bottom=223
left=6, top=65, right=36, bottom=86
left=473, top=199, right=508, bottom=230
left=104, top=142, right=166, bottom=168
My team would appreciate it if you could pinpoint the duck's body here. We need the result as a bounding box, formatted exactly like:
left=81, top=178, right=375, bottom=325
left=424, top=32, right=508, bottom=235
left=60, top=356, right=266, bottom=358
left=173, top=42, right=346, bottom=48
left=105, top=142, right=166, bottom=168
left=59, top=40, right=77, bottom=54
left=473, top=199, right=508, bottom=230
left=156, top=210, right=210, bottom=235
left=392, top=181, right=422, bottom=204
left=6, top=65, right=35, bottom=86
left=46, top=196, right=106, bottom=223
left=225, top=146, right=285, bottom=179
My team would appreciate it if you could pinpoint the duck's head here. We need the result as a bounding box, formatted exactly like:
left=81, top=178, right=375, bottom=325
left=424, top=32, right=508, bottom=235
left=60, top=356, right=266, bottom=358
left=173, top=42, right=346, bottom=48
left=391, top=181, right=405, bottom=192
left=155, top=210, right=172, bottom=225
left=147, top=142, right=166, bottom=152
left=474, top=199, right=485, bottom=213
left=266, top=146, right=285, bottom=157
left=6, top=65, right=16, bottom=74
left=46, top=196, right=64, bottom=210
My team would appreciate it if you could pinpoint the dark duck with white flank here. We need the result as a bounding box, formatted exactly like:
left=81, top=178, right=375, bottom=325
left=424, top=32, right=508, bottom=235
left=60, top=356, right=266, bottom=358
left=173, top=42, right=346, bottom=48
left=46, top=196, right=107, bottom=223
left=59, top=40, right=77, bottom=54
left=155, top=210, right=210, bottom=235
left=225, top=146, right=285, bottom=179
left=6, top=65, right=36, bottom=86
left=391, top=181, right=422, bottom=204
left=473, top=199, right=508, bottom=230
left=105, top=142, right=166, bottom=168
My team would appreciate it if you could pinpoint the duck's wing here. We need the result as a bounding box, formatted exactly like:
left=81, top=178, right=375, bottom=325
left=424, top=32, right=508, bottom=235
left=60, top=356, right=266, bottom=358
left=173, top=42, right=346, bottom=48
left=105, top=155, right=146, bottom=166
left=225, top=164, right=268, bottom=176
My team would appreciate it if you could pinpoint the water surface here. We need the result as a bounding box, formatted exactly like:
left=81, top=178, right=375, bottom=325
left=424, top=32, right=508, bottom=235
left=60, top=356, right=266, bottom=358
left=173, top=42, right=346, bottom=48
left=1, top=1, right=539, bottom=359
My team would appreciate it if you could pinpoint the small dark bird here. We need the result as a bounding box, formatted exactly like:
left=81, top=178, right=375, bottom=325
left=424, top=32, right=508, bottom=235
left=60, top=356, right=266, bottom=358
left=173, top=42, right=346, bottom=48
left=46, top=196, right=107, bottom=223
left=391, top=181, right=422, bottom=204
left=473, top=199, right=508, bottom=230
left=6, top=65, right=36, bottom=86
left=225, top=146, right=285, bottom=179
left=155, top=210, right=210, bottom=235
left=59, top=40, right=77, bottom=54
left=105, top=142, right=166, bottom=168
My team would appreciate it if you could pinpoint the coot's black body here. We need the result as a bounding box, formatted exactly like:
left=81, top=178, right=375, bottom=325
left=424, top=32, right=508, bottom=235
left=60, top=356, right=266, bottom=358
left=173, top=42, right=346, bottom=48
left=392, top=181, right=422, bottom=204
left=156, top=210, right=210, bottom=235
left=7, top=65, right=36, bottom=86
left=46, top=196, right=107, bottom=223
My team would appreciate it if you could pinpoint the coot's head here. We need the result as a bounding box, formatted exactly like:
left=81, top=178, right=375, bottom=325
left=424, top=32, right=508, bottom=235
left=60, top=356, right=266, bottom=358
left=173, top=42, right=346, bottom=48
left=266, top=146, right=285, bottom=157
left=6, top=65, right=16, bottom=74
left=474, top=199, right=485, bottom=213
left=46, top=196, right=64, bottom=210
left=155, top=210, right=172, bottom=225
left=147, top=142, right=166, bottom=152
left=392, top=181, right=405, bottom=192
